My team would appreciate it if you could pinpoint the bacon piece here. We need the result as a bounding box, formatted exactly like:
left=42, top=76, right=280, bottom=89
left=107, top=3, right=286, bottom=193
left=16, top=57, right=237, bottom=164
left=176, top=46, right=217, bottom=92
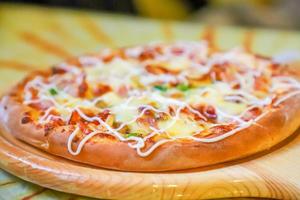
left=51, top=66, right=67, bottom=75
left=255, top=54, right=271, bottom=60
left=68, top=110, right=81, bottom=125
left=187, top=73, right=211, bottom=87
left=92, top=132, right=117, bottom=141
left=145, top=64, right=168, bottom=75
left=191, top=105, right=217, bottom=122
left=68, top=109, right=111, bottom=135
left=254, top=74, right=269, bottom=92
left=28, top=87, right=39, bottom=99
left=68, top=112, right=92, bottom=134
left=117, top=85, right=129, bottom=97
left=40, top=109, right=60, bottom=121
left=44, top=123, right=54, bottom=136
left=154, top=46, right=163, bottom=54
left=67, top=57, right=82, bottom=67
left=197, top=124, right=236, bottom=138
left=270, top=63, right=288, bottom=76
left=171, top=47, right=184, bottom=55
left=209, top=63, right=236, bottom=82
left=21, top=116, right=32, bottom=124
left=102, top=54, right=115, bottom=63
left=136, top=107, right=158, bottom=128
left=207, top=124, right=236, bottom=137
left=139, top=49, right=156, bottom=61
left=44, top=118, right=64, bottom=136
left=78, top=75, right=88, bottom=98
left=28, top=100, right=54, bottom=111
left=271, top=63, right=283, bottom=71
left=168, top=106, right=176, bottom=116
left=51, top=117, right=65, bottom=126
left=145, top=64, right=179, bottom=75
left=204, top=105, right=217, bottom=119
left=170, top=92, right=184, bottom=99
left=96, top=110, right=111, bottom=123
left=68, top=109, right=110, bottom=125
left=137, top=116, right=157, bottom=128
left=102, top=50, right=125, bottom=63
left=78, top=121, right=93, bottom=135
left=231, top=82, right=241, bottom=89
left=93, top=83, right=111, bottom=96
left=241, top=107, right=262, bottom=121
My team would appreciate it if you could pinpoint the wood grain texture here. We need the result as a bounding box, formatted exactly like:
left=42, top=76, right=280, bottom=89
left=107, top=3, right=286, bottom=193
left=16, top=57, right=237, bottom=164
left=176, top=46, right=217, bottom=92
left=0, top=3, right=300, bottom=200
left=0, top=125, right=300, bottom=199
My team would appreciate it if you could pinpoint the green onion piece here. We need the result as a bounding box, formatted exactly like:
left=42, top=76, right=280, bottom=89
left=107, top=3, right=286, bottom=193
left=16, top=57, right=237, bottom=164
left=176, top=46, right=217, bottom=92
left=176, top=84, right=190, bottom=91
left=125, top=133, right=139, bottom=138
left=153, top=85, right=168, bottom=92
left=49, top=88, right=58, bottom=96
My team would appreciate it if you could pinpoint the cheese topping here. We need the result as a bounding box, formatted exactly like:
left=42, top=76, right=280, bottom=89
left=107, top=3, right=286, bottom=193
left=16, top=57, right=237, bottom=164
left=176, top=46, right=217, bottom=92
left=21, top=41, right=300, bottom=157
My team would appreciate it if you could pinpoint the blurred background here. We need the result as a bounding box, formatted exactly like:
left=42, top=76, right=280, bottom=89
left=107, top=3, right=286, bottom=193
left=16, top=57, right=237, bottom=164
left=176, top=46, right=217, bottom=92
left=0, top=1, right=299, bottom=199
left=1, top=0, right=300, bottom=30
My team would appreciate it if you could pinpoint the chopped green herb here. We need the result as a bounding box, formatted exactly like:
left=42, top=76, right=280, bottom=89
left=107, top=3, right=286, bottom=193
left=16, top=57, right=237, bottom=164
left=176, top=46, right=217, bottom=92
left=176, top=84, right=190, bottom=92
left=154, top=85, right=168, bottom=92
left=49, top=88, right=58, bottom=96
left=125, top=133, right=139, bottom=138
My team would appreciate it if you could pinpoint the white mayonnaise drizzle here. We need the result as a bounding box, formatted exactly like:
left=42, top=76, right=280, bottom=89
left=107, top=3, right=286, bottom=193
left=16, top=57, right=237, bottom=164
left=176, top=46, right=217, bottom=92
left=22, top=42, right=300, bottom=157
left=273, top=90, right=300, bottom=106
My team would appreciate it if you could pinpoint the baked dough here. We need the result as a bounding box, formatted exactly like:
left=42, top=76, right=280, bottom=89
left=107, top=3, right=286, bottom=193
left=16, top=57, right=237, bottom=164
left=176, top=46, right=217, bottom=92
left=1, top=42, right=300, bottom=171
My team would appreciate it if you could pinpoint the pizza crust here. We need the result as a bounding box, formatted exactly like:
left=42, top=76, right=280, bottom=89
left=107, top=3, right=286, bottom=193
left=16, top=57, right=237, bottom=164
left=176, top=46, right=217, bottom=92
left=1, top=90, right=300, bottom=172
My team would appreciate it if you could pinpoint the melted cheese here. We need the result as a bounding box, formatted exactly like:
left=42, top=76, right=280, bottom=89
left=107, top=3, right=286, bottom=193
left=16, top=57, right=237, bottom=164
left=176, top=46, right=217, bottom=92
left=186, top=84, right=248, bottom=116
left=112, top=105, right=138, bottom=122
left=162, top=57, right=190, bottom=71
left=21, top=41, right=300, bottom=157
left=85, top=58, right=142, bottom=90
left=99, top=92, right=122, bottom=107
left=158, top=117, right=202, bottom=138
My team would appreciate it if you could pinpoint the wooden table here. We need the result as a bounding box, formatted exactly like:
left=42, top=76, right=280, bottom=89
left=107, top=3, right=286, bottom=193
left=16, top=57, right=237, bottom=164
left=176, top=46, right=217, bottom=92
left=0, top=3, right=300, bottom=199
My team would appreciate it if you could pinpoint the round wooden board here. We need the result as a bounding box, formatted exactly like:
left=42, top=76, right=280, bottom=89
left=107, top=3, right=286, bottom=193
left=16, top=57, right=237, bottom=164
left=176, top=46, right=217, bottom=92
left=0, top=124, right=300, bottom=199
left=0, top=3, right=300, bottom=200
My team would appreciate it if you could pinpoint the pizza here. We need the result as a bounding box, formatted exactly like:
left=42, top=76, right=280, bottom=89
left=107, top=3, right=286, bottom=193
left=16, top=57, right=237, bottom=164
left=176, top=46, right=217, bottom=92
left=1, top=41, right=300, bottom=171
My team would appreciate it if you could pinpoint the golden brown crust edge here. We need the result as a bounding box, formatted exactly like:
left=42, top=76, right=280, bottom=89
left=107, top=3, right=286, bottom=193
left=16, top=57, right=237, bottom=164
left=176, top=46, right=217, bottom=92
left=1, top=92, right=300, bottom=172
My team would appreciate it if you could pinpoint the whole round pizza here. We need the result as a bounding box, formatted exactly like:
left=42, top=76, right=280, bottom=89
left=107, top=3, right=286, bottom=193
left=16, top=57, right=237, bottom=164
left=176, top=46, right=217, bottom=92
left=1, top=41, right=300, bottom=171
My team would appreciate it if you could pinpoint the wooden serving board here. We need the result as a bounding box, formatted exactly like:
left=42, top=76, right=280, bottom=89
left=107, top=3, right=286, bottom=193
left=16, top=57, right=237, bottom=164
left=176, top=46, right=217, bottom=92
left=0, top=124, right=300, bottom=200
left=0, top=3, right=300, bottom=199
